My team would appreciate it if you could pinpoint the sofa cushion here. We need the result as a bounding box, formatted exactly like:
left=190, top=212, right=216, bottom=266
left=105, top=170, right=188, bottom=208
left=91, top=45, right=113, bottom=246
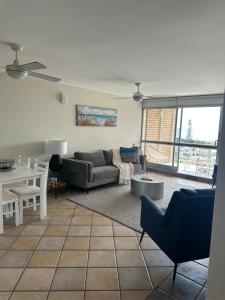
left=93, top=165, right=119, bottom=182
left=120, top=146, right=140, bottom=163
left=74, top=150, right=106, bottom=167
left=103, top=150, right=113, bottom=165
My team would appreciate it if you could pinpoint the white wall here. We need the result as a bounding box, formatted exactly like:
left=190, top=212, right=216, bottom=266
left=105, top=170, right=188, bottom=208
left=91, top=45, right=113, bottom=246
left=207, top=102, right=225, bottom=300
left=0, top=78, right=141, bottom=158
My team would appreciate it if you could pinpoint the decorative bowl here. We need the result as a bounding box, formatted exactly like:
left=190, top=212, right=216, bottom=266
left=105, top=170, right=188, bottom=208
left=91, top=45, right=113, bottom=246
left=0, top=159, right=15, bottom=169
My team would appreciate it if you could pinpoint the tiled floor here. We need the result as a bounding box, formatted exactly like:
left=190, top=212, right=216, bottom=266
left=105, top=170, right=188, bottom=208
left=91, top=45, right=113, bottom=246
left=0, top=195, right=208, bottom=300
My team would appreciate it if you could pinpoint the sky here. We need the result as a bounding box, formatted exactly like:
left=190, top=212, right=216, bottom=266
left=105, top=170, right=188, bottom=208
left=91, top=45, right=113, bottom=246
left=180, top=107, right=221, bottom=143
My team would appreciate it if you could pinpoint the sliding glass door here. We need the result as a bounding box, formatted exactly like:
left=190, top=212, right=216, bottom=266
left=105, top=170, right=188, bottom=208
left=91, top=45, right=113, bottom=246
left=141, top=105, right=221, bottom=178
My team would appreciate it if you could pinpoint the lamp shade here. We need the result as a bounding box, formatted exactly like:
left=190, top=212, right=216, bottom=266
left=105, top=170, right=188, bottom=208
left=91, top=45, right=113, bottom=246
left=45, top=140, right=68, bottom=155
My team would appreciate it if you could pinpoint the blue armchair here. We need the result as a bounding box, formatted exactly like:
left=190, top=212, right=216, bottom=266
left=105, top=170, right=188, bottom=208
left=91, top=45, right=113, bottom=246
left=140, top=188, right=215, bottom=281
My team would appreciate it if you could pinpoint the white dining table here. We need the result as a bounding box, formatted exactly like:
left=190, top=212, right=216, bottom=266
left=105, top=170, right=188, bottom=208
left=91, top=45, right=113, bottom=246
left=0, top=167, right=47, bottom=234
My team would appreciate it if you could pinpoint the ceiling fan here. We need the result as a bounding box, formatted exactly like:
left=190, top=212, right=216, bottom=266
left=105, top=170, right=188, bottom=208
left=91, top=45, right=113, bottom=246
left=0, top=43, right=61, bottom=82
left=114, top=82, right=168, bottom=102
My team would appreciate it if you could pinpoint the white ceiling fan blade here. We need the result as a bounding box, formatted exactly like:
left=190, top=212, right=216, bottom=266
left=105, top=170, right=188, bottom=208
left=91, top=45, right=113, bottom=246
left=19, top=62, right=46, bottom=71
left=143, top=95, right=172, bottom=100
left=28, top=71, right=61, bottom=82
left=112, top=97, right=132, bottom=99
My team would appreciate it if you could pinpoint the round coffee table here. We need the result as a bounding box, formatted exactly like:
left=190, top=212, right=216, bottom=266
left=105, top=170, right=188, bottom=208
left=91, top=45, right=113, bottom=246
left=131, top=175, right=164, bottom=200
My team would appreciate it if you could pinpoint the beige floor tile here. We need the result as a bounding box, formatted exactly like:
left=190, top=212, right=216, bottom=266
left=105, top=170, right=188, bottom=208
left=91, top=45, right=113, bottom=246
left=0, top=292, right=11, bottom=300
left=74, top=207, right=92, bottom=216
left=71, top=216, right=92, bottom=226
left=90, top=237, right=114, bottom=250
left=58, top=250, right=88, bottom=267
left=20, top=225, right=47, bottom=236
left=51, top=268, right=86, bottom=290
left=177, top=261, right=208, bottom=285
left=44, top=225, right=69, bottom=237
left=0, top=250, right=33, bottom=267
left=118, top=267, right=152, bottom=290
left=121, top=290, right=151, bottom=300
left=196, top=287, right=206, bottom=300
left=0, top=268, right=23, bottom=291
left=10, top=236, right=40, bottom=250
left=37, top=237, right=65, bottom=250
left=0, top=236, right=16, bottom=249
left=3, top=225, right=24, bottom=236
left=68, top=226, right=91, bottom=236
left=29, top=216, right=52, bottom=225
left=159, top=274, right=202, bottom=300
left=92, top=216, right=112, bottom=225
left=140, top=237, right=159, bottom=250
left=48, top=291, right=84, bottom=300
left=113, top=221, right=121, bottom=226
left=10, top=292, right=48, bottom=300
left=144, top=289, right=172, bottom=299
left=16, top=268, right=55, bottom=291
left=91, top=226, right=113, bottom=236
left=143, top=250, right=174, bottom=267
left=47, top=208, right=57, bottom=215
left=58, top=200, right=76, bottom=209
left=113, top=226, right=136, bottom=236
left=86, top=268, right=119, bottom=290
left=28, top=250, right=61, bottom=267
left=195, top=258, right=209, bottom=267
left=50, top=216, right=72, bottom=225
left=88, top=250, right=116, bottom=267
left=114, top=237, right=139, bottom=250
left=85, top=291, right=120, bottom=300
left=148, top=267, right=173, bottom=288
left=64, top=237, right=89, bottom=250
left=55, top=208, right=74, bottom=216
left=0, top=251, right=5, bottom=259
left=116, top=250, right=145, bottom=267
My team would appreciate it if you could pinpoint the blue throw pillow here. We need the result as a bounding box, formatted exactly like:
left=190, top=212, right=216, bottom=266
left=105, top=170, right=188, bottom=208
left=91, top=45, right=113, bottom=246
left=120, top=146, right=140, bottom=163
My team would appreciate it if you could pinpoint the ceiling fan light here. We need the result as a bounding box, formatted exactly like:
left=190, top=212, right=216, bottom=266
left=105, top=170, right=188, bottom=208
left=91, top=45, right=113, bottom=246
left=6, top=69, right=28, bottom=79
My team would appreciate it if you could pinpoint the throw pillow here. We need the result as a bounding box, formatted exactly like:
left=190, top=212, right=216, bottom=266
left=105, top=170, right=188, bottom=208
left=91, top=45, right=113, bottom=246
left=74, top=150, right=106, bottom=167
left=120, top=146, right=140, bottom=164
left=103, top=150, right=113, bottom=165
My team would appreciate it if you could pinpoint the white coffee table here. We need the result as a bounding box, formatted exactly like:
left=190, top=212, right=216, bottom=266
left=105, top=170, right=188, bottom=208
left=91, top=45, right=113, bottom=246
left=131, top=174, right=164, bottom=200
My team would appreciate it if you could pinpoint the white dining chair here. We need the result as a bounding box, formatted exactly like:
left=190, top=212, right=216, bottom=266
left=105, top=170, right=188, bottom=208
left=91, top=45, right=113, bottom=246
left=4, top=155, right=31, bottom=218
left=9, top=159, right=49, bottom=224
left=2, top=190, right=20, bottom=226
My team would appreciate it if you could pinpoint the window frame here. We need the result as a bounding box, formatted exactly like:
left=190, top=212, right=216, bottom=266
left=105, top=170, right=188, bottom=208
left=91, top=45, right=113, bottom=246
left=141, top=105, right=221, bottom=176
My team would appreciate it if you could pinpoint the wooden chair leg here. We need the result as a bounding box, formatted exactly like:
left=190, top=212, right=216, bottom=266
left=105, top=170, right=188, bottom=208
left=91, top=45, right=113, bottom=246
left=139, top=230, right=145, bottom=244
left=173, top=263, right=178, bottom=281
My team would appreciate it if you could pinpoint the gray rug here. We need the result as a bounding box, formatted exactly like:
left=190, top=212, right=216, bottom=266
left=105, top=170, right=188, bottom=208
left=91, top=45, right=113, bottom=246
left=67, top=173, right=209, bottom=232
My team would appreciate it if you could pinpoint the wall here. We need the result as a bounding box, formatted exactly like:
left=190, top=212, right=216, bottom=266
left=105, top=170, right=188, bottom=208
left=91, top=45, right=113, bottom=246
left=207, top=101, right=225, bottom=300
left=0, top=78, right=141, bottom=159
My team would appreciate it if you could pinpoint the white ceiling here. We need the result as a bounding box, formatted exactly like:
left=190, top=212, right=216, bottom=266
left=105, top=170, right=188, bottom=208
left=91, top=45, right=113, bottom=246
left=0, top=0, right=225, bottom=96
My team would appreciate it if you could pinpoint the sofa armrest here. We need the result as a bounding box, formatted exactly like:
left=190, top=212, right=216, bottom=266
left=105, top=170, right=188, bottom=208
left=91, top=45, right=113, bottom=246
left=61, top=158, right=94, bottom=186
left=140, top=195, right=165, bottom=230
left=139, top=154, right=147, bottom=171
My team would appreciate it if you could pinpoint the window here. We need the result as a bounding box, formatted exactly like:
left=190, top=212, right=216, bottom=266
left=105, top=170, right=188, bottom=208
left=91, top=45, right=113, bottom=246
left=141, top=105, right=221, bottom=178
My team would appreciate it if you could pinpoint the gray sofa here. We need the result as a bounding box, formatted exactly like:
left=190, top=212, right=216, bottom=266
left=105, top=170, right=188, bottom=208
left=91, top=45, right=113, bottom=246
left=61, top=149, right=146, bottom=190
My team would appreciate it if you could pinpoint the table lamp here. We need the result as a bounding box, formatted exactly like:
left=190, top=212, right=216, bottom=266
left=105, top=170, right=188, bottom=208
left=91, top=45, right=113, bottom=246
left=45, top=140, right=68, bottom=172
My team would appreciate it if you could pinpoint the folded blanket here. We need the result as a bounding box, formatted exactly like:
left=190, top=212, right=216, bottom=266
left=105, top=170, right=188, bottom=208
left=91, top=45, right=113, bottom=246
left=112, top=149, right=134, bottom=185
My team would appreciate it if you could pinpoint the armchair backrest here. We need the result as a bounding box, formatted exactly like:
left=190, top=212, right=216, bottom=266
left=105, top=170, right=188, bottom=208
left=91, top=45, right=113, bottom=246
left=164, top=191, right=214, bottom=262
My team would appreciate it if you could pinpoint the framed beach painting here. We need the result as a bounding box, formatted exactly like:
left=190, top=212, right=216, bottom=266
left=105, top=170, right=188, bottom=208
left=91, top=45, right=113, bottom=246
left=76, top=105, right=118, bottom=127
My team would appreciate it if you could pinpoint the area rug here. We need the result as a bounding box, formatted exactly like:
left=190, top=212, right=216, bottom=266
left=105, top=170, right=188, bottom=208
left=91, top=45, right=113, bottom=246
left=67, top=173, right=209, bottom=232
